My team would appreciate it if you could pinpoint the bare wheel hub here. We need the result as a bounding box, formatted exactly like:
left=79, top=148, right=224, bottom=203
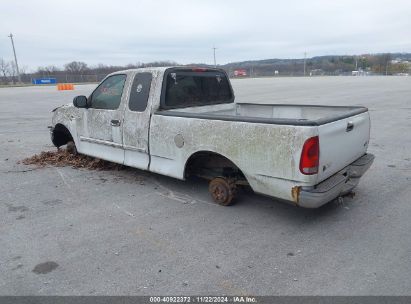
left=209, top=177, right=237, bottom=206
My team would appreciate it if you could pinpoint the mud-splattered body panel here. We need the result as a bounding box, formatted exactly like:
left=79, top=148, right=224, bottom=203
left=51, top=67, right=373, bottom=207
left=149, top=114, right=318, bottom=201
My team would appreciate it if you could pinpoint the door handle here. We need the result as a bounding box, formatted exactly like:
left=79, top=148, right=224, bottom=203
left=111, top=119, right=121, bottom=127
left=346, top=121, right=354, bottom=132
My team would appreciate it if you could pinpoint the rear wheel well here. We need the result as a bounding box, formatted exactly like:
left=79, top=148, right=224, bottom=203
left=184, top=151, right=248, bottom=184
left=52, top=124, right=73, bottom=148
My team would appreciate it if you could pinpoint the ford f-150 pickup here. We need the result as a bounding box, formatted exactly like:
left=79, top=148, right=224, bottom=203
left=50, top=67, right=374, bottom=208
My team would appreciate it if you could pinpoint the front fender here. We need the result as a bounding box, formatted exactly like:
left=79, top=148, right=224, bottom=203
left=51, top=104, right=81, bottom=147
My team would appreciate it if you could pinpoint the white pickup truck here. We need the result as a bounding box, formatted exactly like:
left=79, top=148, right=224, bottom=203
left=50, top=67, right=374, bottom=208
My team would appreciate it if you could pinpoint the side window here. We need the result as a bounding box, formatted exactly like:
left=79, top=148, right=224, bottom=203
left=90, top=74, right=126, bottom=110
left=129, top=72, right=152, bottom=112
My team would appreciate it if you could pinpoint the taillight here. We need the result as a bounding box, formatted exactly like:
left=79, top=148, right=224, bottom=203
left=299, top=136, right=319, bottom=175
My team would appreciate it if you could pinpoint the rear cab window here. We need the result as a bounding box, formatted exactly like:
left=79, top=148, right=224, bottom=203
left=161, top=68, right=234, bottom=109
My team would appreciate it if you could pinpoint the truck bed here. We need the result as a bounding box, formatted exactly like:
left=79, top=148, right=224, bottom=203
left=155, top=102, right=371, bottom=184
left=156, top=103, right=368, bottom=126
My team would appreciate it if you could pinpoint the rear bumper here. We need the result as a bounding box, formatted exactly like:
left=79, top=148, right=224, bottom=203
left=297, top=153, right=375, bottom=208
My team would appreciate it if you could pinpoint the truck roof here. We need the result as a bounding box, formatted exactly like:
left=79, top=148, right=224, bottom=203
left=112, top=66, right=225, bottom=74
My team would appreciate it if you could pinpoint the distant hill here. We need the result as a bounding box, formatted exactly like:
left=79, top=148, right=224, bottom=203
left=221, top=53, right=411, bottom=76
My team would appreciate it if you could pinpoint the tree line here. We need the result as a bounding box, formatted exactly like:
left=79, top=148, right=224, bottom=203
left=1, top=53, right=410, bottom=85
left=0, top=60, right=178, bottom=84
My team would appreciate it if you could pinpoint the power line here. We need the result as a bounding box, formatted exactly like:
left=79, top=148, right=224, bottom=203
left=8, top=33, right=21, bottom=83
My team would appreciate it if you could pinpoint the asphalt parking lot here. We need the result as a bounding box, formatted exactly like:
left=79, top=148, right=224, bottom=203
left=1, top=76, right=410, bottom=295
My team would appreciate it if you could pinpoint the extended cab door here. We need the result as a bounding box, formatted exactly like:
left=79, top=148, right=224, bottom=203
left=76, top=74, right=127, bottom=163
left=122, top=72, right=153, bottom=170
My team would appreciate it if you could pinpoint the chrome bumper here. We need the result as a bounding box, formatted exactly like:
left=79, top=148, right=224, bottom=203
left=298, top=153, right=375, bottom=208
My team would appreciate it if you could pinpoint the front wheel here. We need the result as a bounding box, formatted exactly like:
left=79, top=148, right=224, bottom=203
left=208, top=177, right=237, bottom=206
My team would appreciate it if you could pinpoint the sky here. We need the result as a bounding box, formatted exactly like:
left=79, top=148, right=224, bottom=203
left=1, top=0, right=411, bottom=71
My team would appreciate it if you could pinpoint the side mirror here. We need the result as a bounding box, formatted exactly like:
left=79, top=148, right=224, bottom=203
left=73, top=95, right=88, bottom=108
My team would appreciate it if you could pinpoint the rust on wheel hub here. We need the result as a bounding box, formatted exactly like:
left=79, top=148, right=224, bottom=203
left=209, top=177, right=236, bottom=206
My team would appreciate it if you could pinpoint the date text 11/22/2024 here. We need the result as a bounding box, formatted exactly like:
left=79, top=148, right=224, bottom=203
left=149, top=296, right=257, bottom=303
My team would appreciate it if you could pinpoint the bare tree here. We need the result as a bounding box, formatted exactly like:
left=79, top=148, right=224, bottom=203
left=373, top=53, right=392, bottom=75
left=19, top=65, right=28, bottom=75
left=37, top=65, right=60, bottom=77
left=64, top=61, right=88, bottom=74
left=0, top=58, right=10, bottom=82
left=383, top=53, right=392, bottom=75
left=45, top=65, right=60, bottom=74
left=9, top=61, right=17, bottom=83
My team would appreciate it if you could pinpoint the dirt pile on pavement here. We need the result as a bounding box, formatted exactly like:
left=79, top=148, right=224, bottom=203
left=20, top=149, right=122, bottom=170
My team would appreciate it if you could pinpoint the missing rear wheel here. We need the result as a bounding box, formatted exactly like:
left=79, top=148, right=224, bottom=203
left=209, top=177, right=237, bottom=206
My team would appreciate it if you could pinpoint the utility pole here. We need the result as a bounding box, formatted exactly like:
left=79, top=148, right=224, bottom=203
left=8, top=33, right=21, bottom=83
left=303, top=52, right=307, bottom=76
left=212, top=46, right=217, bottom=68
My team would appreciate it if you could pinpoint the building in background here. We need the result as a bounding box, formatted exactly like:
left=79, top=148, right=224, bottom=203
left=234, top=69, right=247, bottom=77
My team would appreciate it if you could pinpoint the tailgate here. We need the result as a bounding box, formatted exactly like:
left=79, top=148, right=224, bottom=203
left=317, top=111, right=370, bottom=183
